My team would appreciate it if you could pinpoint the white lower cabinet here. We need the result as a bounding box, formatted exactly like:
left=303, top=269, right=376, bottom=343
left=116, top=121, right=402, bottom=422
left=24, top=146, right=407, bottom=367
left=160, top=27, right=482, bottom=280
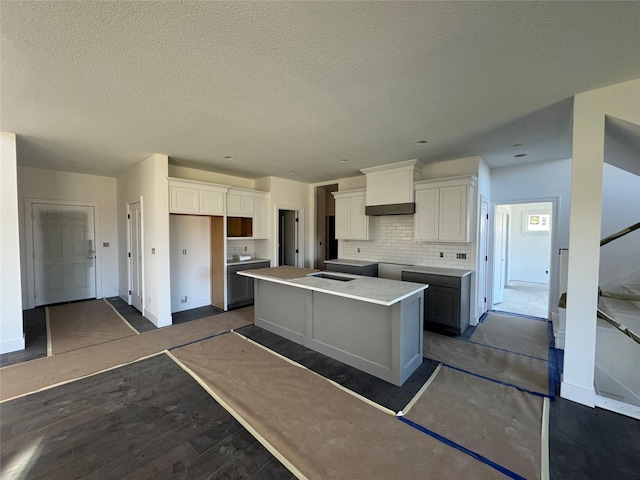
left=414, top=175, right=477, bottom=243
left=332, top=189, right=370, bottom=240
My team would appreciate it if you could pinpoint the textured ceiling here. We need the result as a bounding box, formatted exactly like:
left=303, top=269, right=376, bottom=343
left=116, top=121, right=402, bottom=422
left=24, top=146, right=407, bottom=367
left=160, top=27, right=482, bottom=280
left=1, top=1, right=639, bottom=182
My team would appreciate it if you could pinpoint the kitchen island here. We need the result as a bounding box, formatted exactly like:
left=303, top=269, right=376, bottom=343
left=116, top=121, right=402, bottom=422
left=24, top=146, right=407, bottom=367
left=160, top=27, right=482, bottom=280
left=238, top=266, right=427, bottom=386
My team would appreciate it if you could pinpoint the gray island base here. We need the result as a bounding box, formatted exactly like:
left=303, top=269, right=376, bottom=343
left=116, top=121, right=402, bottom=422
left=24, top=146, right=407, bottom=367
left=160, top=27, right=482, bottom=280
left=238, top=266, right=427, bottom=386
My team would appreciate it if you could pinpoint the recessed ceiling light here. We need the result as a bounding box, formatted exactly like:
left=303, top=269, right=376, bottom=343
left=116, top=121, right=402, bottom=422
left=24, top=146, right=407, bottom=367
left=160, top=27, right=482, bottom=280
left=289, top=171, right=295, bottom=175
left=415, top=140, right=428, bottom=145
left=513, top=143, right=522, bottom=147
left=514, top=153, right=527, bottom=158
left=69, top=160, right=78, bottom=164
left=338, top=159, right=348, bottom=163
left=223, top=156, right=233, bottom=160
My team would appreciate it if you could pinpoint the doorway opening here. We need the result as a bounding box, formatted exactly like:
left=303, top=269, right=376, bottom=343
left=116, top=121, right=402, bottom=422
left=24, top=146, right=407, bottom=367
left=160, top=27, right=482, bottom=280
left=128, top=201, right=143, bottom=313
left=314, top=184, right=338, bottom=269
left=278, top=209, right=300, bottom=266
left=492, top=201, right=553, bottom=319
left=28, top=202, right=98, bottom=307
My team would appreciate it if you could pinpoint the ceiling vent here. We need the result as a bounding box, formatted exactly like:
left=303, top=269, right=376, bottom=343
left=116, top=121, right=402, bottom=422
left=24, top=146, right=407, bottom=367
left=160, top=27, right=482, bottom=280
left=360, top=160, right=422, bottom=215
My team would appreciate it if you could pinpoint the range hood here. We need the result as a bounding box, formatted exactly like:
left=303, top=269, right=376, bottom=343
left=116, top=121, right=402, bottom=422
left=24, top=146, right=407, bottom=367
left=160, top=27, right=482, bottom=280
left=360, top=160, right=422, bottom=216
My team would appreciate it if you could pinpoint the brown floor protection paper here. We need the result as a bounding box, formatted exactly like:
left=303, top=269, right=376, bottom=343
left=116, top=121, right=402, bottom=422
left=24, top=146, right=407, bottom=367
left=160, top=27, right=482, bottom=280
left=405, top=365, right=544, bottom=479
left=470, top=312, right=549, bottom=359
left=48, top=299, right=137, bottom=355
left=0, top=307, right=254, bottom=401
left=424, top=330, right=549, bottom=395
left=170, top=332, right=505, bottom=480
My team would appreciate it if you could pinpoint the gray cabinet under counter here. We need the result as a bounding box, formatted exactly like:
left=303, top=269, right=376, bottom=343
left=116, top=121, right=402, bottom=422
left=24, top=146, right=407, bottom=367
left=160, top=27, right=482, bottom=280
left=227, top=260, right=270, bottom=309
left=324, top=259, right=378, bottom=277
left=401, top=268, right=472, bottom=335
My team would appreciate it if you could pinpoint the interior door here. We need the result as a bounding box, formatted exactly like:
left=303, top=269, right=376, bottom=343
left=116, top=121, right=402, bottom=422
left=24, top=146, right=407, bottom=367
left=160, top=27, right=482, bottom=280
left=278, top=209, right=298, bottom=266
left=33, top=204, right=96, bottom=306
left=129, top=201, right=143, bottom=312
left=477, top=200, right=489, bottom=317
left=493, top=208, right=508, bottom=304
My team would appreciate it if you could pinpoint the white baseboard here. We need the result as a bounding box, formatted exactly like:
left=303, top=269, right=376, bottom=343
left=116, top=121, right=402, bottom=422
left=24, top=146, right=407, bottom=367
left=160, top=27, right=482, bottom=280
left=561, top=378, right=596, bottom=407
left=1, top=335, right=26, bottom=354
left=171, top=298, right=210, bottom=314
left=143, top=309, right=172, bottom=328
left=595, top=394, right=640, bottom=420
left=101, top=290, right=119, bottom=299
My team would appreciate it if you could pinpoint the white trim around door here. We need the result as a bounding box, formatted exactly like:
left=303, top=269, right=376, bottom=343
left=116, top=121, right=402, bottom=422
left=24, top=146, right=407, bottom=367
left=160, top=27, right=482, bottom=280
left=25, top=198, right=102, bottom=309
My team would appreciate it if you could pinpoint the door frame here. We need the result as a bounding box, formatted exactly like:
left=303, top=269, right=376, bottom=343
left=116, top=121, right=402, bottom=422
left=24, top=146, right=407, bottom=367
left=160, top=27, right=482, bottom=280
left=489, top=196, right=559, bottom=318
left=476, top=196, right=490, bottom=321
left=24, top=198, right=102, bottom=309
left=127, top=199, right=144, bottom=311
left=274, top=204, right=304, bottom=267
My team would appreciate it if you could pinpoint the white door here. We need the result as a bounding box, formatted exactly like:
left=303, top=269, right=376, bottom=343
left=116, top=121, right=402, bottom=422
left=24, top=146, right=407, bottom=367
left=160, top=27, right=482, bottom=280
left=129, top=202, right=143, bottom=312
left=33, top=204, right=96, bottom=306
left=493, top=208, right=508, bottom=304
left=477, top=200, right=489, bottom=317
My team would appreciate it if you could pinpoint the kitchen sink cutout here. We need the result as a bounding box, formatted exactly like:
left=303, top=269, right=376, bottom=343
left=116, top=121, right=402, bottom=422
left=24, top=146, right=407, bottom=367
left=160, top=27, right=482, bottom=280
left=309, top=273, right=355, bottom=282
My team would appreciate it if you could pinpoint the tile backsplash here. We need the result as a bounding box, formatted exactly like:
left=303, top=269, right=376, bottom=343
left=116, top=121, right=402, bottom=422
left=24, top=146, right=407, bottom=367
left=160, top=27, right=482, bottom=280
left=340, top=215, right=474, bottom=269
left=227, top=239, right=255, bottom=259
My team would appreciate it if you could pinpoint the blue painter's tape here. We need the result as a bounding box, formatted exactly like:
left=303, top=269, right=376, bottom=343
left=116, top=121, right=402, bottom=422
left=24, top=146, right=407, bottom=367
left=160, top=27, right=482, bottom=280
left=546, top=320, right=558, bottom=399
left=426, top=359, right=554, bottom=399
left=479, top=311, right=490, bottom=323
left=168, top=330, right=231, bottom=351
left=398, top=416, right=527, bottom=480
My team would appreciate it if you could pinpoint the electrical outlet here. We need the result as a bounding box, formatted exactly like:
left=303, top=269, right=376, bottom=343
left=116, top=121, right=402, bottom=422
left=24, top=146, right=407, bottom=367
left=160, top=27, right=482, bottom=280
left=244, top=246, right=247, bottom=251
left=456, top=253, right=467, bottom=260
left=439, top=252, right=444, bottom=258
left=357, top=248, right=360, bottom=253
left=151, top=248, right=155, bottom=254
left=181, top=296, right=187, bottom=303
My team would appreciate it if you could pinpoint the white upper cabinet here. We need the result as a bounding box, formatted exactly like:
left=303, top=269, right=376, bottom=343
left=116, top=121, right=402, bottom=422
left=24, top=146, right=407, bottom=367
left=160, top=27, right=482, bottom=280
left=227, top=187, right=269, bottom=239
left=332, top=189, right=370, bottom=240
left=169, top=178, right=228, bottom=215
left=414, top=175, right=477, bottom=243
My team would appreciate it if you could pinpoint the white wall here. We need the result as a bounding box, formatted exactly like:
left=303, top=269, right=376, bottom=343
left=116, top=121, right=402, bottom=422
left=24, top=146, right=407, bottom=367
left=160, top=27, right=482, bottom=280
left=507, top=203, right=552, bottom=284
left=562, top=78, right=640, bottom=408
left=256, top=176, right=312, bottom=267
left=1, top=132, right=25, bottom=354
left=599, top=163, right=640, bottom=289
left=168, top=164, right=255, bottom=189
left=117, top=154, right=171, bottom=327
left=17, top=166, right=119, bottom=305
left=170, top=214, right=211, bottom=313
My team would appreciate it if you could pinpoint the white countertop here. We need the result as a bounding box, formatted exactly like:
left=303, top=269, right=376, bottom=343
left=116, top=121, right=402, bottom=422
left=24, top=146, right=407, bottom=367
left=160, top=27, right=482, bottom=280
left=238, top=267, right=427, bottom=306
left=324, top=259, right=379, bottom=267
left=401, top=265, right=472, bottom=277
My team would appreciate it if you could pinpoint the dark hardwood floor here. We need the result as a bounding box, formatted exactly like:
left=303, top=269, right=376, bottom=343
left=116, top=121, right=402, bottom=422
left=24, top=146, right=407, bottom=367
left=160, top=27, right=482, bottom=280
left=0, top=354, right=295, bottom=479
left=106, top=297, right=157, bottom=333
left=0, top=307, right=47, bottom=367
